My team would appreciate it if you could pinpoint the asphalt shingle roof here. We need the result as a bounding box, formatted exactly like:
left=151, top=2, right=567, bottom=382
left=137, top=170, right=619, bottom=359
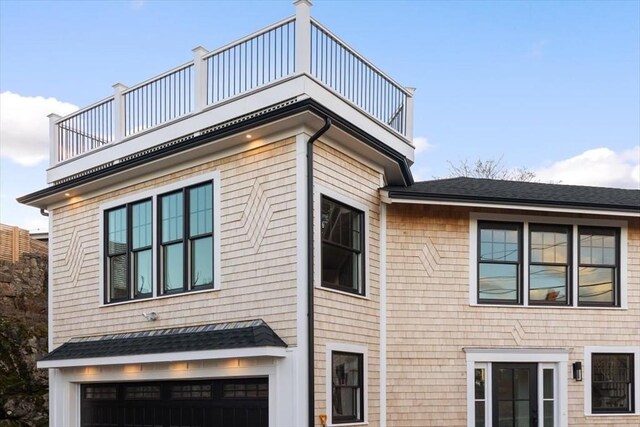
left=40, top=319, right=286, bottom=362
left=385, top=177, right=639, bottom=213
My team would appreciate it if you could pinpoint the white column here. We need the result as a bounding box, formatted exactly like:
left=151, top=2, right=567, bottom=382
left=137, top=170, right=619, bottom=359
left=112, top=83, right=128, bottom=142
left=405, top=87, right=416, bottom=142
left=192, top=46, right=209, bottom=112
left=47, top=113, right=62, bottom=166
left=294, top=0, right=312, bottom=75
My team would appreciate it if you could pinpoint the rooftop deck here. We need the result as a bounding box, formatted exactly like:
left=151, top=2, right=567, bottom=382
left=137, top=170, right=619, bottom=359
left=48, top=1, right=414, bottom=182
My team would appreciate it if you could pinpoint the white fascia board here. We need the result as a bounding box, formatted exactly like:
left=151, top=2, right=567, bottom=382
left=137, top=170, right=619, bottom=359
left=381, top=193, right=640, bottom=218
left=37, top=346, right=287, bottom=369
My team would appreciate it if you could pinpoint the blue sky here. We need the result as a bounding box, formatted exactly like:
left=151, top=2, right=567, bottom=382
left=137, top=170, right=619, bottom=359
left=1, top=0, right=639, bottom=231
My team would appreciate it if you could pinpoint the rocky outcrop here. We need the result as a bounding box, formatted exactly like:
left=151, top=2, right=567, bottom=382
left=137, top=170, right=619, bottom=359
left=0, top=254, right=48, bottom=427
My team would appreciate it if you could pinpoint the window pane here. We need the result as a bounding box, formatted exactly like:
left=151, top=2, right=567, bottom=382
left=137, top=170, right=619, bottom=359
left=480, top=226, right=519, bottom=262
left=496, top=368, right=513, bottom=400
left=579, top=267, right=614, bottom=304
left=514, top=401, right=530, bottom=426
left=108, top=207, right=127, bottom=255
left=162, top=192, right=183, bottom=243
left=529, top=266, right=567, bottom=302
left=164, top=243, right=184, bottom=291
left=580, top=229, right=616, bottom=265
left=134, top=249, right=152, bottom=296
left=322, top=243, right=360, bottom=292
left=322, top=198, right=362, bottom=249
left=132, top=200, right=152, bottom=249
left=530, top=228, right=568, bottom=264
left=479, top=264, right=518, bottom=301
left=514, top=368, right=530, bottom=399
left=497, top=401, right=513, bottom=427
left=592, top=353, right=633, bottom=413
left=543, top=369, right=554, bottom=399
left=109, top=254, right=128, bottom=300
left=332, top=352, right=362, bottom=422
left=475, top=401, right=485, bottom=427
left=189, top=183, right=213, bottom=237
left=191, top=237, right=213, bottom=287
left=543, top=401, right=554, bottom=427
left=475, top=368, right=485, bottom=400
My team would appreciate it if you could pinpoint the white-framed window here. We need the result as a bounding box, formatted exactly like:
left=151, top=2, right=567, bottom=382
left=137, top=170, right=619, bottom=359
left=314, top=185, right=370, bottom=298
left=326, top=343, right=368, bottom=426
left=584, top=346, right=640, bottom=416
left=100, top=172, right=221, bottom=305
left=465, top=348, right=569, bottom=427
left=469, top=213, right=628, bottom=308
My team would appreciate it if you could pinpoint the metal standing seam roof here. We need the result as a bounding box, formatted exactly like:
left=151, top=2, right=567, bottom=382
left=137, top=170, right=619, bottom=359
left=39, top=319, right=287, bottom=362
left=384, top=177, right=640, bottom=213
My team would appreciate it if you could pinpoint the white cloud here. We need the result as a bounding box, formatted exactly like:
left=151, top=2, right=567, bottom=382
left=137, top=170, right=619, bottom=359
left=413, top=136, right=433, bottom=154
left=535, top=146, right=640, bottom=189
left=0, top=92, right=77, bottom=166
left=130, top=0, right=146, bottom=10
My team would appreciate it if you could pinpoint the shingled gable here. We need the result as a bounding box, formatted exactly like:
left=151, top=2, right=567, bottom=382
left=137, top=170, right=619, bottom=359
left=38, top=320, right=286, bottom=367
left=384, top=177, right=640, bottom=213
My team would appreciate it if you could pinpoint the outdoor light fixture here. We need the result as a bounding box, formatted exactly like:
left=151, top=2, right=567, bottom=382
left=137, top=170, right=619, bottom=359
left=245, top=134, right=252, bottom=139
left=142, top=311, right=158, bottom=321
left=319, top=414, right=327, bottom=427
left=573, top=361, right=583, bottom=381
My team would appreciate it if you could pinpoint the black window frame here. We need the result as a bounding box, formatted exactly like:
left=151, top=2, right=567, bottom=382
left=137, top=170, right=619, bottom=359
left=104, top=199, right=153, bottom=304
left=591, top=353, right=635, bottom=414
left=320, top=196, right=365, bottom=296
left=528, top=223, right=572, bottom=306
left=331, top=351, right=364, bottom=424
left=158, top=181, right=215, bottom=296
left=477, top=221, right=523, bottom=305
left=578, top=226, right=620, bottom=307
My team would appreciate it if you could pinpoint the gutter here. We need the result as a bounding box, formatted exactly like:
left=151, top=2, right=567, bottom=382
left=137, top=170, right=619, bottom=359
left=307, top=117, right=332, bottom=427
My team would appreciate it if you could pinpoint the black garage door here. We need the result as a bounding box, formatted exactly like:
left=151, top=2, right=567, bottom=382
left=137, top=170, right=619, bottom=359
left=81, top=378, right=268, bottom=427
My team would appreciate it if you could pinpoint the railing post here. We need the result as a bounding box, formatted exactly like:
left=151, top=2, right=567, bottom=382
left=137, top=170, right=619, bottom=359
left=294, top=0, right=312, bottom=75
left=48, top=113, right=61, bottom=166
left=192, top=46, right=209, bottom=111
left=112, top=83, right=128, bottom=142
left=405, top=87, right=416, bottom=141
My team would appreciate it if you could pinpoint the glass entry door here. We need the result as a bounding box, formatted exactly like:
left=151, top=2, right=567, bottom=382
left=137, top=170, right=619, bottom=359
left=492, top=363, right=538, bottom=427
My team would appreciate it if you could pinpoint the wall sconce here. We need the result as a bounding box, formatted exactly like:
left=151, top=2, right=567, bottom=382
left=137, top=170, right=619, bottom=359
left=572, top=361, right=582, bottom=381
left=319, top=414, right=327, bottom=427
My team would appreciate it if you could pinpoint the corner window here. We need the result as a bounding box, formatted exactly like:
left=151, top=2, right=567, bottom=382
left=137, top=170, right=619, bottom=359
left=472, top=217, right=624, bottom=308
left=332, top=351, right=364, bottom=424
left=321, top=196, right=364, bottom=295
left=591, top=353, right=635, bottom=414
left=105, top=199, right=153, bottom=303
left=103, top=176, right=217, bottom=304
left=578, top=227, right=619, bottom=306
left=478, top=222, right=522, bottom=304
left=159, top=182, right=214, bottom=295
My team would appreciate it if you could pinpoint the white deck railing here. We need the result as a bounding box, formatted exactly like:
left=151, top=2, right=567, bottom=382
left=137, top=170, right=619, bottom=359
left=50, top=1, right=413, bottom=165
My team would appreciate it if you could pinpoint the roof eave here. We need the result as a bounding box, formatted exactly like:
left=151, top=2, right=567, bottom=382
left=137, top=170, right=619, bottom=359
left=381, top=190, right=640, bottom=218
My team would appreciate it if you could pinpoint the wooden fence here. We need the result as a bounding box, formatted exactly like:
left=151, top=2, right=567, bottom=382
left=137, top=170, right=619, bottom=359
left=0, top=224, right=48, bottom=263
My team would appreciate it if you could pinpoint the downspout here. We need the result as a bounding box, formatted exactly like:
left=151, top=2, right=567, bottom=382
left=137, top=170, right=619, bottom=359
left=307, top=117, right=332, bottom=427
left=40, top=208, right=49, bottom=217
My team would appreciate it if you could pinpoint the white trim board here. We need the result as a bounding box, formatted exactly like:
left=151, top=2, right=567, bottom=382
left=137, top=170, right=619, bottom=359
left=38, top=346, right=287, bottom=369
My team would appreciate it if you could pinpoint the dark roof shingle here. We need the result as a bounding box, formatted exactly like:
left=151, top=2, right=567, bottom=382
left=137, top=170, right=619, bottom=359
left=40, top=319, right=286, bottom=362
left=385, top=177, right=639, bottom=213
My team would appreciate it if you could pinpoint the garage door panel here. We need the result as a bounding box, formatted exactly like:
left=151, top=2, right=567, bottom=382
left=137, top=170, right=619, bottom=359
left=81, top=378, right=268, bottom=427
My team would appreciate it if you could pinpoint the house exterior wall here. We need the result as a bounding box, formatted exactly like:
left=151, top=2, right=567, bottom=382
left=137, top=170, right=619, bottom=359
left=312, top=139, right=384, bottom=426
left=385, top=203, right=640, bottom=426
left=49, top=137, right=300, bottom=348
